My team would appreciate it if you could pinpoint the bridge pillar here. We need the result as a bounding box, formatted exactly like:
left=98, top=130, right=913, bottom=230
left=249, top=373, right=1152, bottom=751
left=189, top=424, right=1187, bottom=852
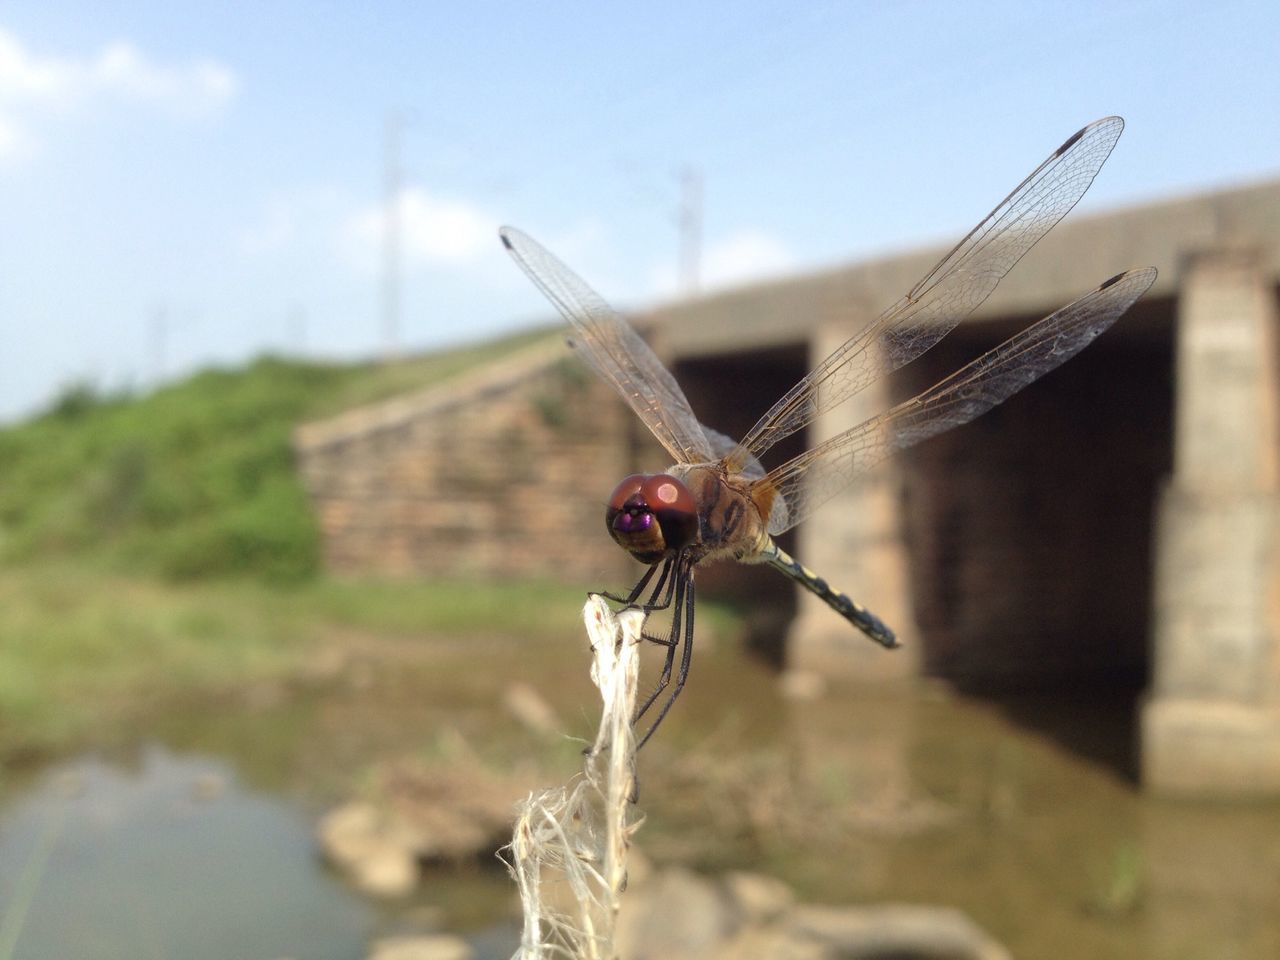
left=786, top=320, right=920, bottom=682
left=1141, top=249, right=1280, bottom=796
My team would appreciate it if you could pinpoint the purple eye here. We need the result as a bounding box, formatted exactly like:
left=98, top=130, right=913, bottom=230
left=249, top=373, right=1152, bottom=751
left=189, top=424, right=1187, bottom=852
left=612, top=509, right=653, bottom=534
left=605, top=473, right=698, bottom=562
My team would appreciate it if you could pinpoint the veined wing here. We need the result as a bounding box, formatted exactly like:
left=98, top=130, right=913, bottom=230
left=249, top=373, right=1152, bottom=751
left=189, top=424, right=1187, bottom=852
left=500, top=226, right=715, bottom=465
left=727, top=116, right=1126, bottom=473
left=755, top=267, right=1157, bottom=535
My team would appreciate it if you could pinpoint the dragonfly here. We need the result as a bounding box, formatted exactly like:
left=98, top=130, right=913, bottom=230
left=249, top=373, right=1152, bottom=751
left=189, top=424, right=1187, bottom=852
left=500, top=116, right=1156, bottom=747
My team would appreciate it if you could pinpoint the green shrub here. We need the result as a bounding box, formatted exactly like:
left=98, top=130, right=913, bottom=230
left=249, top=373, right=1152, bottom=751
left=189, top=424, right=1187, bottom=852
left=0, top=332, right=556, bottom=582
left=0, top=357, right=341, bottom=580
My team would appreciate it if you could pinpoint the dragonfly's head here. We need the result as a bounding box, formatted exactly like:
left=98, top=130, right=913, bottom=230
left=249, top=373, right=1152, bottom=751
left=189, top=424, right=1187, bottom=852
left=606, top=473, right=698, bottom=564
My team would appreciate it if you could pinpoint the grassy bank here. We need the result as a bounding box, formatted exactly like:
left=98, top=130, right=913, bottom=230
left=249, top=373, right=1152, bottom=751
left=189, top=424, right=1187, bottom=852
left=0, top=333, right=745, bottom=763
left=0, top=561, right=593, bottom=760
left=0, top=330, right=556, bottom=583
left=0, top=333, right=586, bottom=756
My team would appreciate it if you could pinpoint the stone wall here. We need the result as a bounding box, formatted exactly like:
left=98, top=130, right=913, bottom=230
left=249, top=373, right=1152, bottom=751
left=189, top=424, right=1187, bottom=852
left=295, top=342, right=641, bottom=585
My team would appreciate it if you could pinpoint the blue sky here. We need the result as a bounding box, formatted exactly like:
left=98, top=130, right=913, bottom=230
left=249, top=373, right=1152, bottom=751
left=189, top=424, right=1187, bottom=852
left=0, top=1, right=1277, bottom=418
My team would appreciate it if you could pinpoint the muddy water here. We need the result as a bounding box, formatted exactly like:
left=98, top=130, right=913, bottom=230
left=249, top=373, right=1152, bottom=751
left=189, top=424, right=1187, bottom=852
left=2, top=630, right=1278, bottom=960
left=641, top=637, right=1280, bottom=960
left=760, top=687, right=1280, bottom=960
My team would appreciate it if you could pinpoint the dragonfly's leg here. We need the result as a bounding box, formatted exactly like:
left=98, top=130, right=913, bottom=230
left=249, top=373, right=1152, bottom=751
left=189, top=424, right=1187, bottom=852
left=636, top=569, right=695, bottom=750
left=640, top=558, right=677, bottom=611
left=598, top=560, right=660, bottom=606
left=633, top=570, right=683, bottom=723
left=600, top=556, right=678, bottom=612
left=763, top=543, right=899, bottom=649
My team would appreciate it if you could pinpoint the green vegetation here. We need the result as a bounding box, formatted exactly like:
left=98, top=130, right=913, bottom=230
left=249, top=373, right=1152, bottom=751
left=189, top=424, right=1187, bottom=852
left=0, top=330, right=595, bottom=758
left=0, top=561, right=590, bottom=758
left=0, top=329, right=556, bottom=582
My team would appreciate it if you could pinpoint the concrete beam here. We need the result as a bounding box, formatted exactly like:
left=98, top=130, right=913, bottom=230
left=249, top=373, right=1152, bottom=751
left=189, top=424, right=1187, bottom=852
left=649, top=178, right=1280, bottom=361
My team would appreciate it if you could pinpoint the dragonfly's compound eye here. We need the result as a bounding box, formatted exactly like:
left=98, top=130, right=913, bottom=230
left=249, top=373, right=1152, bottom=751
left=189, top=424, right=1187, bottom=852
left=605, top=473, right=698, bottom=563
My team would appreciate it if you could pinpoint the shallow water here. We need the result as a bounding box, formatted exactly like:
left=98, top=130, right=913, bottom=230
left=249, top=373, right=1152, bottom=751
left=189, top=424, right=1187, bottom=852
left=2, top=631, right=1278, bottom=960
left=0, top=747, right=377, bottom=960
left=764, top=687, right=1280, bottom=960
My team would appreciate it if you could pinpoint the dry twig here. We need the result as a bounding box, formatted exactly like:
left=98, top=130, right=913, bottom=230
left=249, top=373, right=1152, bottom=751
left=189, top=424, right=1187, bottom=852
left=504, top=596, right=644, bottom=960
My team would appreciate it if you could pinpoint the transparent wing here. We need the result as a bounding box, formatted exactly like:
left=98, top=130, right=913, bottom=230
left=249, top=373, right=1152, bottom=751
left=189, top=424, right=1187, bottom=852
left=755, top=267, right=1157, bottom=535
left=500, top=226, right=715, bottom=465
left=727, top=116, right=1126, bottom=473
left=701, top=425, right=766, bottom=479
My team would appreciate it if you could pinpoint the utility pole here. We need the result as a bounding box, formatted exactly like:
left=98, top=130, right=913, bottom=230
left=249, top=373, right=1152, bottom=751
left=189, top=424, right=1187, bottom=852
left=150, top=304, right=168, bottom=384
left=381, top=112, right=404, bottom=362
left=678, top=166, right=703, bottom=297
left=289, top=303, right=307, bottom=356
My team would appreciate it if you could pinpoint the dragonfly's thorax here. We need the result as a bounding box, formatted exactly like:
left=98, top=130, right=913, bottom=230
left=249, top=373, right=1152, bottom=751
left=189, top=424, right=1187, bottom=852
left=668, top=462, right=772, bottom=563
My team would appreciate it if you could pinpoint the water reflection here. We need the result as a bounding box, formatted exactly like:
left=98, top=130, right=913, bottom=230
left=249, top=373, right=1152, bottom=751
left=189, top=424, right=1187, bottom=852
left=0, top=746, right=373, bottom=960
left=768, top=684, right=1280, bottom=960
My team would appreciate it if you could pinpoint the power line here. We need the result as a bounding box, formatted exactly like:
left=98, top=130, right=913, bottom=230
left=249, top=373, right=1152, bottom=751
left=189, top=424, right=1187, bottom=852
left=381, top=112, right=404, bottom=362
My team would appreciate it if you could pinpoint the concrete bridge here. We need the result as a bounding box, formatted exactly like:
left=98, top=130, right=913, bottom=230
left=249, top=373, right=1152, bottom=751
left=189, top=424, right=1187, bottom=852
left=296, top=176, right=1280, bottom=798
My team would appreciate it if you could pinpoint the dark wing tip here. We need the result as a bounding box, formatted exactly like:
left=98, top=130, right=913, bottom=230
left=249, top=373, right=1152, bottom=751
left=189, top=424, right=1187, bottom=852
left=1055, top=127, right=1086, bottom=156
left=498, top=227, right=515, bottom=251
left=1055, top=115, right=1125, bottom=157
left=1099, top=265, right=1158, bottom=291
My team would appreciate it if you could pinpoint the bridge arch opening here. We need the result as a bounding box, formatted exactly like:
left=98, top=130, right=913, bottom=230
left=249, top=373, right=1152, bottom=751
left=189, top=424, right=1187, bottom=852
left=672, top=343, right=810, bottom=666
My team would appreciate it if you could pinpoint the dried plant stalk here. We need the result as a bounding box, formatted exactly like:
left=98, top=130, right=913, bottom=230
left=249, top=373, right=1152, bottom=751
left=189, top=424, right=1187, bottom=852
left=504, top=596, right=644, bottom=960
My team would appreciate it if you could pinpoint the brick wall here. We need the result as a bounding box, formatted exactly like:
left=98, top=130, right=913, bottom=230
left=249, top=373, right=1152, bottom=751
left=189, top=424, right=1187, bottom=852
left=295, top=343, right=643, bottom=585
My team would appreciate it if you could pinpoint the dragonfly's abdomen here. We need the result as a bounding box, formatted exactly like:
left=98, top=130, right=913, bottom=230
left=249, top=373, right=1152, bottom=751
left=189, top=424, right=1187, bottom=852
left=762, top=542, right=899, bottom=649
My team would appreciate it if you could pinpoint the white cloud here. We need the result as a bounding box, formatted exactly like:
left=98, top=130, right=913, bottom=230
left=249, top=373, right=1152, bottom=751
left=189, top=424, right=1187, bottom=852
left=650, top=227, right=795, bottom=297
left=0, top=27, right=237, bottom=158
left=702, top=229, right=795, bottom=288
left=90, top=41, right=238, bottom=114
left=340, top=187, right=498, bottom=271
left=0, top=29, right=71, bottom=100
left=398, top=188, right=495, bottom=261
